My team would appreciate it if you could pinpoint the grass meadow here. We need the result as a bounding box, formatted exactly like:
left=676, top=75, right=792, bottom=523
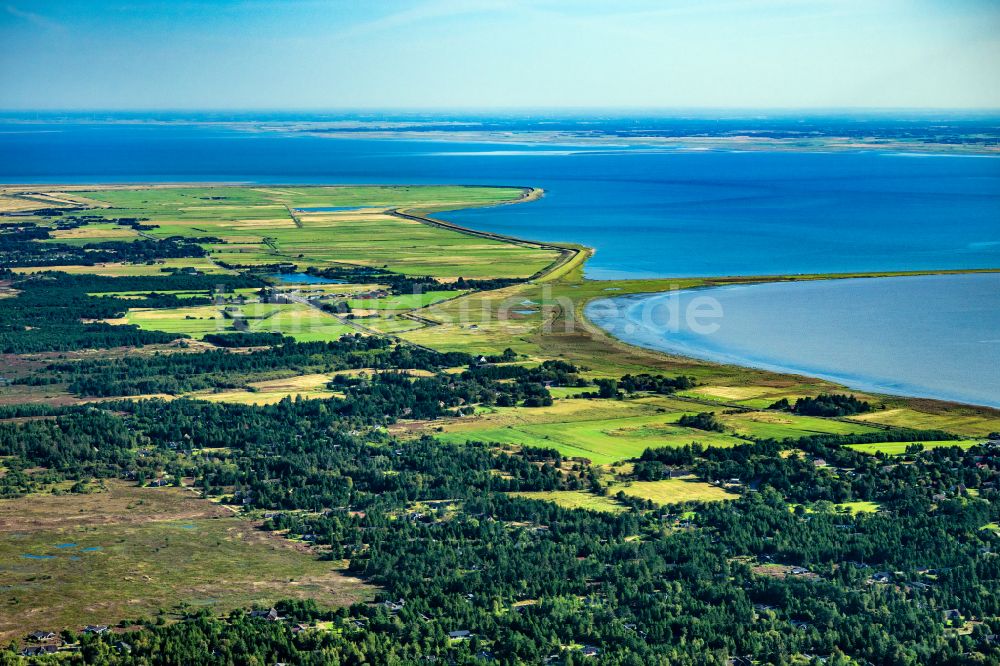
left=66, top=185, right=558, bottom=279
left=0, top=481, right=371, bottom=642
left=845, top=440, right=983, bottom=455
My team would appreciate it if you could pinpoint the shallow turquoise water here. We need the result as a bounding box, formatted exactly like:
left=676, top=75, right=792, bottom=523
left=586, top=273, right=1000, bottom=407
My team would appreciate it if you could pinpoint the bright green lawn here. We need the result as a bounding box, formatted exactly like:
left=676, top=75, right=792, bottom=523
left=836, top=501, right=881, bottom=514
left=121, top=302, right=355, bottom=342
left=796, top=501, right=881, bottom=515
left=437, top=410, right=744, bottom=464
left=348, top=291, right=465, bottom=310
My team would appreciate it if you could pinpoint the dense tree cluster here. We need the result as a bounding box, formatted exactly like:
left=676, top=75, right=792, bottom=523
left=0, top=271, right=261, bottom=353
left=677, top=412, right=726, bottom=432
left=0, top=221, right=209, bottom=268
left=618, top=373, right=696, bottom=394
left=769, top=394, right=873, bottom=417
left=202, top=332, right=294, bottom=347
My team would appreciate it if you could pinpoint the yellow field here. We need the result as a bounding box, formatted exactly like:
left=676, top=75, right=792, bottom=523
left=846, top=440, right=983, bottom=455
left=849, top=407, right=1000, bottom=437
left=49, top=223, right=140, bottom=241
left=508, top=490, right=628, bottom=513
left=189, top=373, right=339, bottom=405
left=835, top=501, right=881, bottom=514
left=0, top=194, right=47, bottom=213
left=686, top=385, right=775, bottom=401
left=13, top=257, right=234, bottom=277
left=609, top=476, right=738, bottom=505
left=509, top=476, right=736, bottom=512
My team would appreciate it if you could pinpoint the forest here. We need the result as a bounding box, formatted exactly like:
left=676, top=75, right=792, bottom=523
left=0, top=270, right=260, bottom=353
left=0, top=385, right=997, bottom=664
left=0, top=221, right=209, bottom=267
left=0, top=197, right=997, bottom=665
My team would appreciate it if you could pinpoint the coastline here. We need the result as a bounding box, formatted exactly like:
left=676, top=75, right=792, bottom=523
left=394, top=186, right=589, bottom=283
left=335, top=184, right=1000, bottom=415
left=6, top=116, right=999, bottom=155
left=582, top=274, right=1000, bottom=409
left=5, top=180, right=999, bottom=417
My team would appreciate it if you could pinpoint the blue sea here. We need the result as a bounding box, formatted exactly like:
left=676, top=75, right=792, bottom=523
left=587, top=273, right=1000, bottom=408
left=2, top=119, right=998, bottom=404
left=3, top=122, right=998, bottom=279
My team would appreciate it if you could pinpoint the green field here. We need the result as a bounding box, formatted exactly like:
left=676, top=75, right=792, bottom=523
left=0, top=482, right=371, bottom=642
left=848, top=408, right=1000, bottom=438
left=719, top=411, right=877, bottom=440
left=347, top=290, right=464, bottom=310
left=119, top=304, right=228, bottom=337
left=428, top=394, right=885, bottom=464
left=57, top=186, right=559, bottom=279
left=845, top=440, right=983, bottom=455
left=120, top=302, right=356, bottom=342
left=435, top=399, right=744, bottom=464
left=360, top=316, right=428, bottom=334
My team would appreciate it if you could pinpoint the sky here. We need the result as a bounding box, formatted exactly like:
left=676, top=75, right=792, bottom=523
left=1, top=0, right=998, bottom=110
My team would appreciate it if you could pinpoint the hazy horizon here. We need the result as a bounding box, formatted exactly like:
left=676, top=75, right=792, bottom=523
left=2, top=107, right=999, bottom=117
left=2, top=0, right=998, bottom=111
